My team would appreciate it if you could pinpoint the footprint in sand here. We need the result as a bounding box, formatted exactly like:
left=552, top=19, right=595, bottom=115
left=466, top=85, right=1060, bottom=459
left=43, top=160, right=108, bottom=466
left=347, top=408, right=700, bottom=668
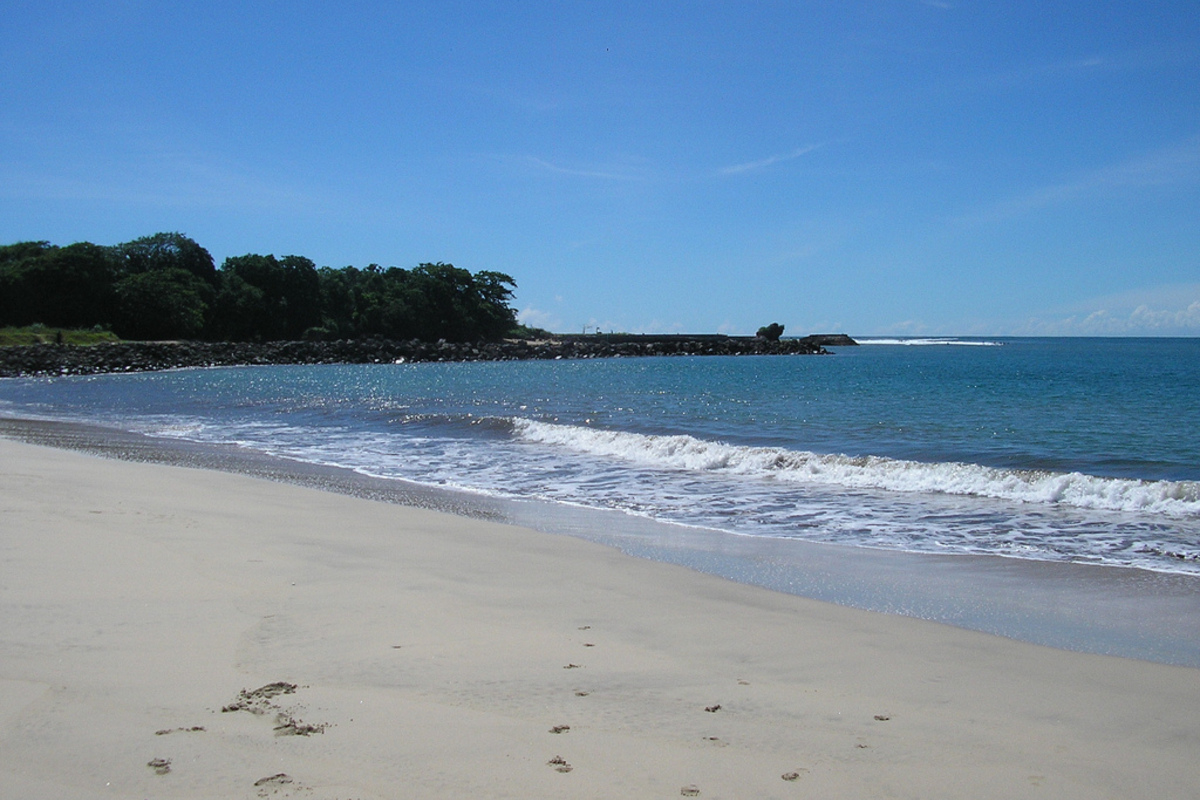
left=221, top=682, right=330, bottom=736
left=222, top=682, right=297, bottom=715
left=254, top=773, right=298, bottom=797
left=549, top=725, right=571, bottom=734
left=147, top=757, right=171, bottom=775
left=681, top=784, right=700, bottom=796
left=155, top=726, right=205, bottom=735
left=273, top=713, right=328, bottom=736
left=254, top=773, right=294, bottom=787
left=547, top=755, right=573, bottom=773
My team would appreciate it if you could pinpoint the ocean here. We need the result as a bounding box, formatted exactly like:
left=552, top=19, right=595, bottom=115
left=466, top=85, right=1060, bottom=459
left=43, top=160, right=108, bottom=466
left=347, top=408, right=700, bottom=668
left=3, top=336, right=1200, bottom=662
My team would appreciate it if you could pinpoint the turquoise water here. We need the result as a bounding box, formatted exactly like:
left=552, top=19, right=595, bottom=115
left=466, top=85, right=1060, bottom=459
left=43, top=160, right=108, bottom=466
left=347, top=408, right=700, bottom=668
left=2, top=337, right=1198, bottom=574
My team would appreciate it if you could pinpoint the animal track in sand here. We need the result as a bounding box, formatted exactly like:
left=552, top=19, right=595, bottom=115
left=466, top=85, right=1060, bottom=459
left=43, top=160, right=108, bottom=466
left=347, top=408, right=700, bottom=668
left=681, top=784, right=700, bottom=796
left=155, top=726, right=205, bottom=735
left=147, top=757, right=171, bottom=775
left=563, top=663, right=582, bottom=669
left=874, top=714, right=891, bottom=721
left=549, top=725, right=571, bottom=734
left=704, top=704, right=721, bottom=713
left=547, top=755, right=573, bottom=773
left=782, top=768, right=808, bottom=781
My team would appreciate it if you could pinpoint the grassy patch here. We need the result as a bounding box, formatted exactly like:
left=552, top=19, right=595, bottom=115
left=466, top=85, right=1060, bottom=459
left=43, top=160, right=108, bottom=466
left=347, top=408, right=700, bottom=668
left=0, top=325, right=121, bottom=346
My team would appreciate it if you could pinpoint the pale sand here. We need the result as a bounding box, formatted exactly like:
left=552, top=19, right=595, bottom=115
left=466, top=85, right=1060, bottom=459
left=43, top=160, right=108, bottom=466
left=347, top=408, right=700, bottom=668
left=1, top=438, right=1197, bottom=799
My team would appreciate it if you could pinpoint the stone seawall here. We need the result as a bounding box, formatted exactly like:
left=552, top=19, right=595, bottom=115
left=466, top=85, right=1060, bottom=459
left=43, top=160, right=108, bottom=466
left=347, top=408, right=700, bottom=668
left=0, top=335, right=849, bottom=378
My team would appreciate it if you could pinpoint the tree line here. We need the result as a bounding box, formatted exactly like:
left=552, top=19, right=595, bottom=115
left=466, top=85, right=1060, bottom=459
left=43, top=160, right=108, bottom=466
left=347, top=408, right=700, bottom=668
left=0, top=233, right=524, bottom=343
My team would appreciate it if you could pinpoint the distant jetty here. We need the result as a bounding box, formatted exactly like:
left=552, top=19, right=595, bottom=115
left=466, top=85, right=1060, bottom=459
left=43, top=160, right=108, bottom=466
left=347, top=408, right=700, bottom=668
left=0, top=334, right=858, bottom=377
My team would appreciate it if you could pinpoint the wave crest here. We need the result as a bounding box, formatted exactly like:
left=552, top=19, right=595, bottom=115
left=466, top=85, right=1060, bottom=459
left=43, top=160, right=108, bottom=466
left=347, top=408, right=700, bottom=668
left=511, top=420, right=1200, bottom=516
left=855, top=337, right=1003, bottom=346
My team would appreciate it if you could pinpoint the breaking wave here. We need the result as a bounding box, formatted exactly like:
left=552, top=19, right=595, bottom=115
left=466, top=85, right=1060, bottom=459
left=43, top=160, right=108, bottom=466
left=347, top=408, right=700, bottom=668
left=855, top=338, right=1004, bottom=346
left=511, top=419, right=1200, bottom=517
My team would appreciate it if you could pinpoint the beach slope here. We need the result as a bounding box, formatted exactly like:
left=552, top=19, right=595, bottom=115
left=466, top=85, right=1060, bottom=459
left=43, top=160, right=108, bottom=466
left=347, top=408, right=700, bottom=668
left=1, top=438, right=1197, bottom=799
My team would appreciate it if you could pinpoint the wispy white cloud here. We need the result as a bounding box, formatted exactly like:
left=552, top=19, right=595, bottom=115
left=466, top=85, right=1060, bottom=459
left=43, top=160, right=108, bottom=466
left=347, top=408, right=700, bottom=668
left=0, top=151, right=320, bottom=212
left=977, top=56, right=1109, bottom=89
left=970, top=44, right=1198, bottom=92
left=960, top=137, right=1200, bottom=226
left=719, top=145, right=821, bottom=176
left=525, top=156, right=645, bottom=181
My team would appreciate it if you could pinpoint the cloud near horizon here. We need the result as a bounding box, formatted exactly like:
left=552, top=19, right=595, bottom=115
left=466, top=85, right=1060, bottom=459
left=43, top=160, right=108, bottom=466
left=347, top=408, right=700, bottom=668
left=1011, top=284, right=1200, bottom=336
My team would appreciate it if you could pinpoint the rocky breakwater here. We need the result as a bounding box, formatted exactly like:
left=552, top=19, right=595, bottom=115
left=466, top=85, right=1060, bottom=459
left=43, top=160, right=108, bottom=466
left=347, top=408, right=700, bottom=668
left=0, top=334, right=851, bottom=378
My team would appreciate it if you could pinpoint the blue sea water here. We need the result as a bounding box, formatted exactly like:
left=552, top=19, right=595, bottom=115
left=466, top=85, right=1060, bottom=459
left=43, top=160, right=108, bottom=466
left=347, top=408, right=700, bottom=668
left=2, top=337, right=1198, bottom=578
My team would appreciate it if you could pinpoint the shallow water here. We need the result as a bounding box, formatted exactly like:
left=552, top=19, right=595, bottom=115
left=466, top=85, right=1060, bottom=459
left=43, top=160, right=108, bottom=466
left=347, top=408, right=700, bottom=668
left=2, top=338, right=1197, bottom=574
left=4, top=415, right=1199, bottom=667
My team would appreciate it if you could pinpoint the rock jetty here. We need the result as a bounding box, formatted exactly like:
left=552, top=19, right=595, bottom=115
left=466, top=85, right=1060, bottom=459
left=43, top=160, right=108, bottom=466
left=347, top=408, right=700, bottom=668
left=0, top=334, right=856, bottom=378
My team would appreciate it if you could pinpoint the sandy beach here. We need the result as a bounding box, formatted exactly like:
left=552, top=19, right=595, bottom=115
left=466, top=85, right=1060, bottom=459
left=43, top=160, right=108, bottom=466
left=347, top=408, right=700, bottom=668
left=2, top=437, right=1198, bottom=799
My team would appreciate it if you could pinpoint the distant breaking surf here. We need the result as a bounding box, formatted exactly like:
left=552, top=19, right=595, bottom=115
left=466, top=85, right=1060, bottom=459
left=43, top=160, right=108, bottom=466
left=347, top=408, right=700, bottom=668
left=855, top=338, right=1004, bottom=346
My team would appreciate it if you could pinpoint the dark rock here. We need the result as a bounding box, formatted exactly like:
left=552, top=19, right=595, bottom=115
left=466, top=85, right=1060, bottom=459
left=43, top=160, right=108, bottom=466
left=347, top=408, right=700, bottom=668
left=803, top=333, right=858, bottom=347
left=0, top=334, right=836, bottom=377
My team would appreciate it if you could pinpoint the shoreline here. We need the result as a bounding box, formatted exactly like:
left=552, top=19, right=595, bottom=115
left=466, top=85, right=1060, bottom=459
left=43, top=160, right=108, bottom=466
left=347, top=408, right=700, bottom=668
left=2, top=433, right=1198, bottom=798
left=4, top=415, right=1200, bottom=668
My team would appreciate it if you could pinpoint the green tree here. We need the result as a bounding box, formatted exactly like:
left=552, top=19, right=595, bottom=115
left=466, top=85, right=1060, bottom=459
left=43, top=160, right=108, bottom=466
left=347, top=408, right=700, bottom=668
left=2, top=233, right=522, bottom=344
left=406, top=263, right=517, bottom=341
left=756, top=322, right=785, bottom=341
left=113, top=268, right=213, bottom=340
left=471, top=270, right=519, bottom=340
left=216, top=253, right=323, bottom=340
left=0, top=241, right=116, bottom=328
left=114, top=232, right=217, bottom=285
left=210, top=272, right=268, bottom=341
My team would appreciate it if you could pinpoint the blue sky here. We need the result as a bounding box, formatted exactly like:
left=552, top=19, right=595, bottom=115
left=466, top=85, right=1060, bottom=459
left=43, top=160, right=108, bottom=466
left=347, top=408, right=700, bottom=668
left=2, top=1, right=1198, bottom=336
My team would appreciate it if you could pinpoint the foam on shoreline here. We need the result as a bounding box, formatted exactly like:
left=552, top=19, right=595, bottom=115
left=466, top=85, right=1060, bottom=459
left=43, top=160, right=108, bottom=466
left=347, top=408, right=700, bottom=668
left=4, top=415, right=1200, bottom=667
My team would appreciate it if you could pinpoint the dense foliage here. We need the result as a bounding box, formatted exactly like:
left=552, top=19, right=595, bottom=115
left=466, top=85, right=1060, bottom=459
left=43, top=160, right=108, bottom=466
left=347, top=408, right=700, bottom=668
left=756, top=322, right=785, bottom=341
left=0, top=233, right=519, bottom=342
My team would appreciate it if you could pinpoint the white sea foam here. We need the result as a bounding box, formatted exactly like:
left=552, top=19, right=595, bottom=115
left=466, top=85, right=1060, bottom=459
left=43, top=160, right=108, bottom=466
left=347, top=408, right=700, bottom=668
left=855, top=338, right=1004, bottom=346
left=511, top=419, right=1200, bottom=517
